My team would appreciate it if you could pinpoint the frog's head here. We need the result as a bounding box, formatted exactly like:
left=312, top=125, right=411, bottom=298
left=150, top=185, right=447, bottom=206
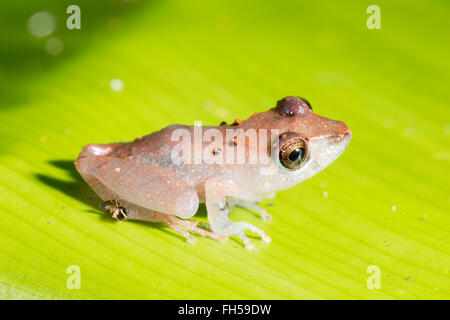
left=266, top=96, right=352, bottom=190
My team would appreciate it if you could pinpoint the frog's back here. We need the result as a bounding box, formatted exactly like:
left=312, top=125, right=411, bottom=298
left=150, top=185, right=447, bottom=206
left=104, top=125, right=215, bottom=184
left=107, top=125, right=188, bottom=166
left=83, top=124, right=245, bottom=189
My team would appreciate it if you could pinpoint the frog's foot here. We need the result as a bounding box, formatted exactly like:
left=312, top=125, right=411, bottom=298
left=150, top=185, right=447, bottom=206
left=250, top=205, right=272, bottom=221
left=100, top=200, right=128, bottom=222
left=164, top=217, right=228, bottom=244
left=218, top=221, right=271, bottom=250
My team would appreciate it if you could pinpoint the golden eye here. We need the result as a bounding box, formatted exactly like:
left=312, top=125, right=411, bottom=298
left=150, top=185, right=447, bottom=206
left=279, top=137, right=308, bottom=169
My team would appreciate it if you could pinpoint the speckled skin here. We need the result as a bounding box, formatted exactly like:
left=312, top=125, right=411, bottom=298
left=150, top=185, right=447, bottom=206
left=75, top=96, right=351, bottom=249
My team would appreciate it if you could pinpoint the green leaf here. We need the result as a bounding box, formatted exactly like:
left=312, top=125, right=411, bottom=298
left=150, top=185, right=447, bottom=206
left=0, top=0, right=449, bottom=299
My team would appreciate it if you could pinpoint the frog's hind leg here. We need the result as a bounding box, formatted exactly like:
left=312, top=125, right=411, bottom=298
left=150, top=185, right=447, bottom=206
left=113, top=202, right=228, bottom=244
left=76, top=154, right=228, bottom=244
left=165, top=216, right=229, bottom=244
left=75, top=155, right=200, bottom=219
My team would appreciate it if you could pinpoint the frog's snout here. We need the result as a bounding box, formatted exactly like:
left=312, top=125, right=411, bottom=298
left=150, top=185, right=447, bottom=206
left=342, top=123, right=352, bottom=139
left=331, top=121, right=352, bottom=144
left=336, top=121, right=352, bottom=144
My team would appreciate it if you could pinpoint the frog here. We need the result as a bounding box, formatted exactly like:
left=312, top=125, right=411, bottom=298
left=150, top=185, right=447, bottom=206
left=75, top=96, right=352, bottom=249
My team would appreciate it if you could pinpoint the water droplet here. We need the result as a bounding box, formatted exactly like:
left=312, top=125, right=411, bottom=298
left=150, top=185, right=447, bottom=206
left=28, top=12, right=56, bottom=38
left=403, top=125, right=415, bottom=137
left=381, top=118, right=393, bottom=128
left=443, top=124, right=450, bottom=135
left=45, top=38, right=64, bottom=56
left=110, top=78, right=124, bottom=92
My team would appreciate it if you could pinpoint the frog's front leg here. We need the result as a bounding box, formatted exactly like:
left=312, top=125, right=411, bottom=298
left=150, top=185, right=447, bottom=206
left=205, top=178, right=271, bottom=249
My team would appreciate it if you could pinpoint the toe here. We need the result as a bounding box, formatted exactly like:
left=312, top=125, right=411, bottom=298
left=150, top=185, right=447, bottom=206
left=186, top=235, right=197, bottom=244
left=244, top=240, right=255, bottom=250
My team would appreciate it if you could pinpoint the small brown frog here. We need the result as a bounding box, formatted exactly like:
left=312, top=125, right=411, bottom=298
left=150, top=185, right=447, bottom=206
left=75, top=96, right=351, bottom=249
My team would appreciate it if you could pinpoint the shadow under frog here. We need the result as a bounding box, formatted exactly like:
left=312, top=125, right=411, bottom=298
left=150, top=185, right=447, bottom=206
left=36, top=160, right=257, bottom=244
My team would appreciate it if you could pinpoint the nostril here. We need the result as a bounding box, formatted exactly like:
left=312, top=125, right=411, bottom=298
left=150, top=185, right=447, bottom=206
left=343, top=125, right=352, bottom=137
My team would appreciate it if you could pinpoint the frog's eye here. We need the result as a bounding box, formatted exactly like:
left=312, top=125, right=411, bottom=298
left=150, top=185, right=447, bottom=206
left=279, top=137, right=309, bottom=169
